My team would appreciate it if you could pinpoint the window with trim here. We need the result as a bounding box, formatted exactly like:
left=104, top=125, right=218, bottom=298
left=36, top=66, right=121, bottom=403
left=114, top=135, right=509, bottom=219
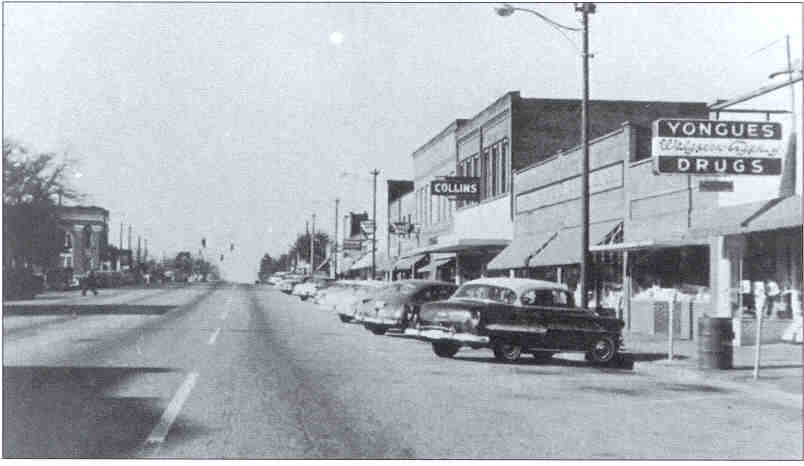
left=500, top=141, right=508, bottom=194
left=491, top=146, right=498, bottom=196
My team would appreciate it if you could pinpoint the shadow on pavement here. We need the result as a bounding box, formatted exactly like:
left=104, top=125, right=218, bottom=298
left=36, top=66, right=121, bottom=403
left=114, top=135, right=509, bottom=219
left=3, top=365, right=206, bottom=458
left=452, top=354, right=636, bottom=370
left=732, top=364, right=803, bottom=370
left=3, top=304, right=178, bottom=316
left=630, top=352, right=690, bottom=362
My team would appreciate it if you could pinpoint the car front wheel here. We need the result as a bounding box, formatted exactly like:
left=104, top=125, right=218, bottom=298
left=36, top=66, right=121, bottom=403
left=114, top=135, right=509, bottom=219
left=432, top=342, right=460, bottom=358
left=493, top=341, right=522, bottom=362
left=588, top=336, right=617, bottom=363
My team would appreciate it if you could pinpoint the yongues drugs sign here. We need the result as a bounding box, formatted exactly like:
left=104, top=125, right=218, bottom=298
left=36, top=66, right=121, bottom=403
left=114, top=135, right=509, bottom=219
left=430, top=177, right=481, bottom=198
left=652, top=119, right=783, bottom=175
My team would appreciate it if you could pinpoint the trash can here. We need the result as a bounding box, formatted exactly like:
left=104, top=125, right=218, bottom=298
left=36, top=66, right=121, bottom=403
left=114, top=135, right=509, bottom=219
left=697, top=316, right=734, bottom=369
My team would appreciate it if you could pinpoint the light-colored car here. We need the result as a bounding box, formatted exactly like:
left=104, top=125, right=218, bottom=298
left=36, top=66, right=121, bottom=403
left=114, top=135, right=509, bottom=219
left=333, top=281, right=388, bottom=323
left=293, top=277, right=335, bottom=300
left=278, top=275, right=307, bottom=294
left=268, top=272, right=290, bottom=286
left=356, top=280, right=458, bottom=335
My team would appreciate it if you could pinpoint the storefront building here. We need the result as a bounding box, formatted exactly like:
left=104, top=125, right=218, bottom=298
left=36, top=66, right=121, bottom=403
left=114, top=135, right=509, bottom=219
left=403, top=91, right=709, bottom=285
left=489, top=80, right=802, bottom=344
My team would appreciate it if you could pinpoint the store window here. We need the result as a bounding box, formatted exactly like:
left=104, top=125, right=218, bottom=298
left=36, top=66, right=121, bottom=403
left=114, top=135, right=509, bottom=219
left=736, top=229, right=802, bottom=320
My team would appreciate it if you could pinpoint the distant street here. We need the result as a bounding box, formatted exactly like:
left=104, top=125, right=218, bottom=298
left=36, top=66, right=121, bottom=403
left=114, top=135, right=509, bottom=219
left=3, top=283, right=801, bottom=459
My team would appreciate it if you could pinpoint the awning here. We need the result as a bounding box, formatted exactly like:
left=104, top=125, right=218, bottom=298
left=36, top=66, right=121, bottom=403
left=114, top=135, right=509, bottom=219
left=417, top=253, right=455, bottom=275
left=314, top=256, right=331, bottom=272
left=393, top=254, right=426, bottom=271
left=404, top=238, right=510, bottom=256
left=486, top=231, right=558, bottom=270
left=687, top=195, right=802, bottom=238
left=590, top=238, right=708, bottom=252
left=527, top=220, right=622, bottom=268
left=350, top=252, right=392, bottom=272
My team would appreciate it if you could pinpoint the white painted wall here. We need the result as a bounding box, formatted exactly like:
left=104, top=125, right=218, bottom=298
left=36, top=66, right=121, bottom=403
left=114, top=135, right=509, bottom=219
left=452, top=196, right=512, bottom=240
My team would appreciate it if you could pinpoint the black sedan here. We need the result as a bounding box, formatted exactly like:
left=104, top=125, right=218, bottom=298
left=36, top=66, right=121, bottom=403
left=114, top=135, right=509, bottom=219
left=405, top=277, right=626, bottom=364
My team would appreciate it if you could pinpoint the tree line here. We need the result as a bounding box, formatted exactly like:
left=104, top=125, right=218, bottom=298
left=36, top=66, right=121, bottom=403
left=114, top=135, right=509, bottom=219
left=258, top=231, right=330, bottom=280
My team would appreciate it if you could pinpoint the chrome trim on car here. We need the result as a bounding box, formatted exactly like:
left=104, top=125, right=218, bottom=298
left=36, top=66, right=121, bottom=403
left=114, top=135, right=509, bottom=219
left=403, top=327, right=490, bottom=344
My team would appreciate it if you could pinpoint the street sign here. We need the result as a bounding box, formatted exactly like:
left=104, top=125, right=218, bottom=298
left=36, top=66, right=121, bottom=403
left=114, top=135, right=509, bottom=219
left=699, top=180, right=734, bottom=192
left=430, top=177, right=481, bottom=198
left=652, top=119, right=783, bottom=175
left=343, top=239, right=363, bottom=250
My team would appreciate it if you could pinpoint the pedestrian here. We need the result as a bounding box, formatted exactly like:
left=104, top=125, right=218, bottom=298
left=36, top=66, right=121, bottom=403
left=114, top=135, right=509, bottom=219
left=82, top=270, right=99, bottom=296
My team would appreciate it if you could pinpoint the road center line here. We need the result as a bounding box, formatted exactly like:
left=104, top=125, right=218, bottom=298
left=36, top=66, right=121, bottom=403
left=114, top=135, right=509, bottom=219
left=207, top=327, right=221, bottom=345
left=145, top=372, right=198, bottom=444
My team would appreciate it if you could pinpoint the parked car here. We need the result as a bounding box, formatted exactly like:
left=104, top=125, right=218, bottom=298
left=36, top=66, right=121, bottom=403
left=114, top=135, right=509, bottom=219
left=357, top=280, right=458, bottom=335
left=316, top=280, right=360, bottom=309
left=333, top=280, right=388, bottom=323
left=268, top=272, right=290, bottom=286
left=278, top=275, right=307, bottom=294
left=293, top=277, right=335, bottom=300
left=405, top=278, right=626, bottom=364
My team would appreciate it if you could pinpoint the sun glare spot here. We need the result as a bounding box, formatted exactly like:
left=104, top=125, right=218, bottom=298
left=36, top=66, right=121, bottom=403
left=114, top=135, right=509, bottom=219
left=329, top=31, right=344, bottom=45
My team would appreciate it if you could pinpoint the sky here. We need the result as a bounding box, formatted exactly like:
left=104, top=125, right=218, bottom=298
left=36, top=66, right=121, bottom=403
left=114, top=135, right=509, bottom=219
left=3, top=2, right=802, bottom=282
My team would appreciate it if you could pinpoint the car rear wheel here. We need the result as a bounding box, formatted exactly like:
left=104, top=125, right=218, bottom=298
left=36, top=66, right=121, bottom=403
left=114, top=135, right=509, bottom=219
left=432, top=342, right=460, bottom=358
left=588, top=336, right=617, bottom=363
left=493, top=341, right=522, bottom=362
left=370, top=327, right=386, bottom=336
left=338, top=315, right=351, bottom=323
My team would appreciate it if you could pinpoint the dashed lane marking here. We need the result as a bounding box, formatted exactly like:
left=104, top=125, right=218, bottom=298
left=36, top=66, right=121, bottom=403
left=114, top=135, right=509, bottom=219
left=145, top=372, right=198, bottom=444
left=207, top=327, right=221, bottom=345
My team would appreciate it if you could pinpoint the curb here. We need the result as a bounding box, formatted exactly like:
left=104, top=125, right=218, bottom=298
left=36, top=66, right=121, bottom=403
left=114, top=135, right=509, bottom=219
left=636, top=360, right=802, bottom=407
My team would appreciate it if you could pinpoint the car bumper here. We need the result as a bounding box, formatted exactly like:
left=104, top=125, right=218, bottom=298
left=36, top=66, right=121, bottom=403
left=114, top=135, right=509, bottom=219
left=402, top=327, right=490, bottom=345
left=361, top=316, right=400, bottom=328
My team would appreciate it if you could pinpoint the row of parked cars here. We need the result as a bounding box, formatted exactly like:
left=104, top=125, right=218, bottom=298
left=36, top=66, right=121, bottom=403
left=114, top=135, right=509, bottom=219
left=264, top=273, right=631, bottom=367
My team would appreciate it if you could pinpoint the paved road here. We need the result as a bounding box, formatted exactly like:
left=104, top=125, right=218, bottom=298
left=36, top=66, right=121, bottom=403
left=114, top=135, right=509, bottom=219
left=4, top=283, right=802, bottom=459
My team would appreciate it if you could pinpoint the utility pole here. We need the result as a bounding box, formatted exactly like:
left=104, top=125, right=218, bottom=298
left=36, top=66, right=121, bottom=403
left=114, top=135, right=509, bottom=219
left=137, top=236, right=142, bottom=265
left=576, top=2, right=595, bottom=308
left=334, top=198, right=339, bottom=279
left=144, top=239, right=148, bottom=262
left=119, top=222, right=123, bottom=250
left=371, top=169, right=380, bottom=280
left=310, top=214, right=316, bottom=275
left=128, top=225, right=132, bottom=251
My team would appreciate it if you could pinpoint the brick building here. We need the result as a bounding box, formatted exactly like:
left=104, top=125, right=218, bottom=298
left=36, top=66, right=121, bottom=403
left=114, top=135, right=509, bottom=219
left=56, top=205, right=109, bottom=278
left=395, top=90, right=708, bottom=284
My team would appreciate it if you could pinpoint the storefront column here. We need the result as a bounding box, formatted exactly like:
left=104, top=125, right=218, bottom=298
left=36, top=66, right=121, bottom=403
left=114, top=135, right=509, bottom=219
left=622, top=250, right=630, bottom=328
left=710, top=235, right=746, bottom=318
left=455, top=254, right=461, bottom=285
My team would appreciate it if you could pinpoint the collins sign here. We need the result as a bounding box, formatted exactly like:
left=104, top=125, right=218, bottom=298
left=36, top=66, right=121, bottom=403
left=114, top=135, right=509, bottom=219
left=652, top=119, right=783, bottom=175
left=430, top=177, right=481, bottom=199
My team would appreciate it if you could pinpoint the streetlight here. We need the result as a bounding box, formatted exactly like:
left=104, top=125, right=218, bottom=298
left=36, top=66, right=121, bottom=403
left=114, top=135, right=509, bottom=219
left=495, top=2, right=595, bottom=305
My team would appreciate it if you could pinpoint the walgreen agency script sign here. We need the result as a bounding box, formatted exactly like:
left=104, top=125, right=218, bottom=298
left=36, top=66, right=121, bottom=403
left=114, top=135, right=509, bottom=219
left=652, top=119, right=783, bottom=175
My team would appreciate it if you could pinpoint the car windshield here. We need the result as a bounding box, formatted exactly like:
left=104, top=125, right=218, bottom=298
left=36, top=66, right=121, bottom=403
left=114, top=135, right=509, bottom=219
left=453, top=284, right=517, bottom=304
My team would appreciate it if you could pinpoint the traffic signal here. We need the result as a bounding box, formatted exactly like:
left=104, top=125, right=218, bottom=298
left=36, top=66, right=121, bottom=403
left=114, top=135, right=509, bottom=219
left=230, top=243, right=234, bottom=251
left=220, top=254, right=224, bottom=261
left=202, top=238, right=206, bottom=248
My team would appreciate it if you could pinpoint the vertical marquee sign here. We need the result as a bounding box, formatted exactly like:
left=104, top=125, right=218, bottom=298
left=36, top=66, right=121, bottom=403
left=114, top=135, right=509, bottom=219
left=652, top=119, right=783, bottom=175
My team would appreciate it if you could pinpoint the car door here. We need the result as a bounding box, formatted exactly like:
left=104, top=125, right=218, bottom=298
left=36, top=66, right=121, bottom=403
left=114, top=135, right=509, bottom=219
left=509, top=289, right=551, bottom=349
left=534, top=289, right=588, bottom=350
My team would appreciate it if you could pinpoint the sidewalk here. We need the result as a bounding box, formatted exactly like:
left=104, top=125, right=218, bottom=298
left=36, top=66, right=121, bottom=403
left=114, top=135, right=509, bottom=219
left=624, top=331, right=802, bottom=404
